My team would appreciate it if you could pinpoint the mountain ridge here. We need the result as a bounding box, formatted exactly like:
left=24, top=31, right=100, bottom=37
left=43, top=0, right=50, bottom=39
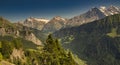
left=20, top=5, right=120, bottom=33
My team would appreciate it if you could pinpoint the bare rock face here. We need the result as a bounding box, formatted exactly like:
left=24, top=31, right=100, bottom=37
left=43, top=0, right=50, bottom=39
left=0, top=17, right=43, bottom=46
left=10, top=48, right=25, bottom=60
left=0, top=27, right=6, bottom=36
left=0, top=27, right=20, bottom=37
left=15, top=30, right=20, bottom=37
left=25, top=32, right=42, bottom=45
left=0, top=60, right=15, bottom=65
left=0, top=26, right=42, bottom=46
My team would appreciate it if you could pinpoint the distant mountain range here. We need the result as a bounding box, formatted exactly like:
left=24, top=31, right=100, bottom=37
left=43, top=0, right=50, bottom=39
left=21, top=5, right=120, bottom=33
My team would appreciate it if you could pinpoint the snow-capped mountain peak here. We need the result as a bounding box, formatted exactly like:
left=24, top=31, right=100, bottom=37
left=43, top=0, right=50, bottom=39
left=26, top=17, right=49, bottom=23
left=34, top=18, right=49, bottom=23
left=100, top=6, right=107, bottom=10
left=99, top=6, right=107, bottom=12
left=99, top=6, right=108, bottom=16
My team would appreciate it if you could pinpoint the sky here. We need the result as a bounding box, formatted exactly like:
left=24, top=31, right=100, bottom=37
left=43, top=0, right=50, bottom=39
left=0, top=0, right=120, bottom=22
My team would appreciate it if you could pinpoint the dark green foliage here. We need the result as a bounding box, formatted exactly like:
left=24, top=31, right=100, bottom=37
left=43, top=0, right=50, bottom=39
left=0, top=36, right=36, bottom=60
left=0, top=53, right=2, bottom=61
left=1, top=38, right=24, bottom=59
left=44, top=35, right=77, bottom=65
left=12, top=39, right=23, bottom=49
left=54, top=14, right=120, bottom=65
left=0, top=36, right=37, bottom=49
left=0, top=17, right=15, bottom=29
left=31, top=28, right=47, bottom=42
left=1, top=40, right=14, bottom=59
left=24, top=34, right=78, bottom=65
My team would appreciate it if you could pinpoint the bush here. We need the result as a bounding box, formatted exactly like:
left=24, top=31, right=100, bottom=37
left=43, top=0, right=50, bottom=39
left=1, top=40, right=13, bottom=59
left=0, top=53, right=2, bottom=61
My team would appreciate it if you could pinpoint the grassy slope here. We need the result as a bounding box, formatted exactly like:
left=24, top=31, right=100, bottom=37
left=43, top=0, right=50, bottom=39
left=54, top=14, right=120, bottom=65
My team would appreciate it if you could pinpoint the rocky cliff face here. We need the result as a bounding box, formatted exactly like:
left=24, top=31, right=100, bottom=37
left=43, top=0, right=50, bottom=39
left=0, top=17, right=43, bottom=45
left=0, top=27, right=42, bottom=45
left=24, top=32, right=42, bottom=45
left=0, top=27, right=6, bottom=36
left=0, top=27, right=20, bottom=37
left=10, top=48, right=25, bottom=61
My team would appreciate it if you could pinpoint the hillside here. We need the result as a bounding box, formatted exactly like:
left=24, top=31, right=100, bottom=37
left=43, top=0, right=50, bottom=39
left=0, top=17, right=86, bottom=65
left=54, top=14, right=120, bottom=65
left=0, top=35, right=86, bottom=65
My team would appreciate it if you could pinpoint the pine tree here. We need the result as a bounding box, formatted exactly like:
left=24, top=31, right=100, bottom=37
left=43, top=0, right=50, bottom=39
left=43, top=34, right=77, bottom=65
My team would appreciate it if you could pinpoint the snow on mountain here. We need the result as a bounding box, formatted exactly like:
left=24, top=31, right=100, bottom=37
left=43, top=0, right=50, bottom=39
left=99, top=6, right=109, bottom=16
left=21, top=5, right=120, bottom=31
left=99, top=5, right=120, bottom=16
left=23, top=17, right=49, bottom=30
left=26, top=17, right=49, bottom=23
left=33, top=18, right=49, bottom=23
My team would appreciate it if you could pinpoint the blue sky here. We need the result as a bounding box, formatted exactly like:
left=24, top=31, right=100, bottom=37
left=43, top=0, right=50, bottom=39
left=0, top=0, right=120, bottom=22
